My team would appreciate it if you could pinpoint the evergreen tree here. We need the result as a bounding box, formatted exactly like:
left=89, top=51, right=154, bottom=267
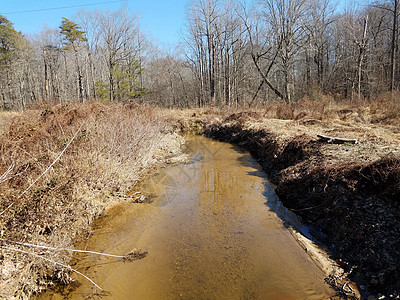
left=59, top=17, right=87, bottom=102
left=0, top=15, right=26, bottom=109
left=96, top=59, right=145, bottom=101
left=0, top=15, right=24, bottom=64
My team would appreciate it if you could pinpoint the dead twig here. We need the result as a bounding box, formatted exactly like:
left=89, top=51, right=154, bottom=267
left=20, top=124, right=83, bottom=197
left=0, top=125, right=83, bottom=217
left=0, top=160, right=28, bottom=184
left=1, top=245, right=103, bottom=291
left=0, top=160, right=15, bottom=183
left=0, top=238, right=128, bottom=259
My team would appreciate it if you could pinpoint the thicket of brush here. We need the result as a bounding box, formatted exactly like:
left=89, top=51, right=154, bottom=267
left=0, top=101, right=183, bottom=298
left=0, top=93, right=399, bottom=297
left=207, top=92, right=400, bottom=127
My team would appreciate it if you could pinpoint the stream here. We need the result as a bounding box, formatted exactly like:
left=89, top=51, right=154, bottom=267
left=40, top=135, right=335, bottom=299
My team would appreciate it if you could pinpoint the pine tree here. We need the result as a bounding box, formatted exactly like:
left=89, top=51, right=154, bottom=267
left=0, top=15, right=25, bottom=109
left=59, top=17, right=87, bottom=102
left=0, top=15, right=23, bottom=64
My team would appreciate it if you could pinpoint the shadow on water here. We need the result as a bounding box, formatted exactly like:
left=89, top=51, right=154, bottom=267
left=232, top=141, right=317, bottom=234
left=235, top=144, right=326, bottom=250
left=37, top=135, right=337, bottom=300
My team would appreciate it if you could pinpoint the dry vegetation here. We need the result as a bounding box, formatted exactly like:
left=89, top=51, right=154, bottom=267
left=1, top=95, right=399, bottom=299
left=170, top=95, right=400, bottom=298
left=0, top=101, right=184, bottom=298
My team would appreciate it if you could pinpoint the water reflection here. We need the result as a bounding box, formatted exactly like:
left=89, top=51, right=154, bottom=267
left=38, top=135, right=335, bottom=300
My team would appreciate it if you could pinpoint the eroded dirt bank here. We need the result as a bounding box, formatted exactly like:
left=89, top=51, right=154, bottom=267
left=173, top=109, right=400, bottom=299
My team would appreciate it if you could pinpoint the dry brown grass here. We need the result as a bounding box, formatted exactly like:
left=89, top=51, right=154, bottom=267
left=170, top=94, right=400, bottom=169
left=0, top=101, right=184, bottom=298
left=369, top=92, right=400, bottom=125
left=0, top=111, right=23, bottom=135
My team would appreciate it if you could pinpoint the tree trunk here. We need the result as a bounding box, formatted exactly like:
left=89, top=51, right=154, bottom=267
left=251, top=53, right=285, bottom=101
left=357, top=16, right=368, bottom=99
left=391, top=0, right=398, bottom=92
left=43, top=47, right=49, bottom=101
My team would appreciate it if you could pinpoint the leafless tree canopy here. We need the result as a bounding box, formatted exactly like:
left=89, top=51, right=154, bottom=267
left=0, top=0, right=399, bottom=109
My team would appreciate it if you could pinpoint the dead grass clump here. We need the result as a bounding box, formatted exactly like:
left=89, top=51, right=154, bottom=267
left=0, top=101, right=183, bottom=298
left=253, top=96, right=375, bottom=124
left=224, top=111, right=263, bottom=124
left=292, top=97, right=340, bottom=121
left=257, top=97, right=339, bottom=121
left=358, top=152, right=400, bottom=202
left=369, top=92, right=400, bottom=125
left=274, top=102, right=295, bottom=119
left=0, top=111, right=23, bottom=135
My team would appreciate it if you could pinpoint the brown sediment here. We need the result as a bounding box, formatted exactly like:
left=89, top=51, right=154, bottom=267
left=171, top=109, right=400, bottom=298
left=37, top=135, right=337, bottom=299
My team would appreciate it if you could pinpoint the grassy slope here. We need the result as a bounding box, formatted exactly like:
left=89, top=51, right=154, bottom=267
left=0, top=102, right=184, bottom=298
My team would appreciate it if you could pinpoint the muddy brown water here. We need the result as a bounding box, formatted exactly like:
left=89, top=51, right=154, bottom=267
left=40, top=135, right=335, bottom=299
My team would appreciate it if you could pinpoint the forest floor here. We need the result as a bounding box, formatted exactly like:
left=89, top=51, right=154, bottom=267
left=168, top=96, right=400, bottom=299
left=0, top=102, right=186, bottom=299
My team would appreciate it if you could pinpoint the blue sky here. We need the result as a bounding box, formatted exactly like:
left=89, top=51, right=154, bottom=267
left=1, top=0, right=366, bottom=45
left=0, top=0, right=188, bottom=44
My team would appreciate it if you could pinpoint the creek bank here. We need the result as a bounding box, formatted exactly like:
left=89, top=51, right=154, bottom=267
left=37, top=134, right=337, bottom=299
left=177, top=110, right=400, bottom=299
left=0, top=102, right=186, bottom=299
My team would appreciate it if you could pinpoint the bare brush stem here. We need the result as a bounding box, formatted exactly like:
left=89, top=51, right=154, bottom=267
left=0, top=238, right=127, bottom=259
left=0, top=160, right=28, bottom=184
left=1, top=246, right=102, bottom=290
left=0, top=160, right=15, bottom=183
left=20, top=124, right=83, bottom=197
left=0, top=124, right=82, bottom=217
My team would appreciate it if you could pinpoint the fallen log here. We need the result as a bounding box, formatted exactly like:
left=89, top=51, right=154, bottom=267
left=317, top=134, right=357, bottom=144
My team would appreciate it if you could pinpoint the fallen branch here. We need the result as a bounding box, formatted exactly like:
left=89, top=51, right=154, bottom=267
left=0, top=238, right=127, bottom=259
left=1, top=245, right=102, bottom=290
left=317, top=134, right=357, bottom=144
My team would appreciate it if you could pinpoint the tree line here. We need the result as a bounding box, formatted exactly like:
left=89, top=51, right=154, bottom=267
left=0, top=0, right=399, bottom=110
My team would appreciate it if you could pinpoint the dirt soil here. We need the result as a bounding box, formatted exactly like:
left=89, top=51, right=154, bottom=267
left=170, top=106, right=400, bottom=299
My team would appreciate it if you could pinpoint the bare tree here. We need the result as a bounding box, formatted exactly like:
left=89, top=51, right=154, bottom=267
left=356, top=15, right=369, bottom=99
left=95, top=8, right=142, bottom=101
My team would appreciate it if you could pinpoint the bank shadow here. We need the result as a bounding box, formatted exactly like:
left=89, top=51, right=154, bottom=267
left=235, top=148, right=332, bottom=259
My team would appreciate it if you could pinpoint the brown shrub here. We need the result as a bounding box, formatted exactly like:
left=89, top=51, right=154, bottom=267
left=369, top=92, right=400, bottom=125
left=0, top=101, right=183, bottom=298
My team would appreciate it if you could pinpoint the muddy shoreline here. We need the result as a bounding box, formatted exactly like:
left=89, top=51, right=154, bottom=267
left=176, top=111, right=400, bottom=298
